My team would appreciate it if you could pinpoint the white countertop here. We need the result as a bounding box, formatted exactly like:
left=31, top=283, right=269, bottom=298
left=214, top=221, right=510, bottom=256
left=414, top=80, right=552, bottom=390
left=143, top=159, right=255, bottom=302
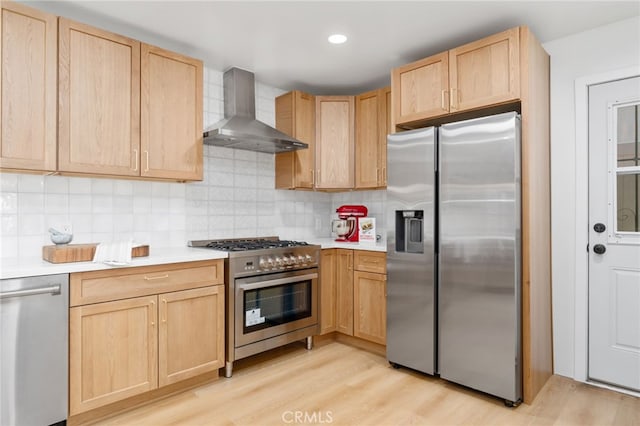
left=307, top=237, right=387, bottom=252
left=0, top=247, right=227, bottom=280
left=0, top=239, right=386, bottom=280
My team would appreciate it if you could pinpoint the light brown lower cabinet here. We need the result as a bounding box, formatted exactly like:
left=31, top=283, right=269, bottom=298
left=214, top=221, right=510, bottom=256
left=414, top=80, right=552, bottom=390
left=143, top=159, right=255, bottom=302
left=319, top=250, right=337, bottom=334
left=158, top=286, right=224, bottom=387
left=336, top=249, right=354, bottom=335
left=353, top=270, right=386, bottom=345
left=69, top=296, right=158, bottom=414
left=319, top=249, right=386, bottom=345
left=69, top=260, right=224, bottom=416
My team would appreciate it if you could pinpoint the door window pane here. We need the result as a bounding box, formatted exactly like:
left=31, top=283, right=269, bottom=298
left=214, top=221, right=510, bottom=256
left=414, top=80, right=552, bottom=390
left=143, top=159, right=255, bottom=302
left=617, top=105, right=639, bottom=167
left=617, top=173, right=640, bottom=232
left=615, top=101, right=640, bottom=234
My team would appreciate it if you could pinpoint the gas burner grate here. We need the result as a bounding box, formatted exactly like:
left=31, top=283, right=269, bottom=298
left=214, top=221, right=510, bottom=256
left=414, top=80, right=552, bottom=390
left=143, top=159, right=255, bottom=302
left=204, top=239, right=310, bottom=251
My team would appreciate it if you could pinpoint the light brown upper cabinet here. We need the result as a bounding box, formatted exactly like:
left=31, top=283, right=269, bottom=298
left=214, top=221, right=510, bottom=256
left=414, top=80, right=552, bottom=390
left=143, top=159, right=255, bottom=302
left=275, top=90, right=316, bottom=189
left=315, top=96, right=355, bottom=190
left=391, top=52, right=449, bottom=125
left=449, top=27, right=519, bottom=112
left=141, top=44, right=203, bottom=181
left=58, top=18, right=141, bottom=176
left=392, top=27, right=520, bottom=126
left=355, top=87, right=390, bottom=189
left=58, top=19, right=203, bottom=181
left=0, top=1, right=57, bottom=171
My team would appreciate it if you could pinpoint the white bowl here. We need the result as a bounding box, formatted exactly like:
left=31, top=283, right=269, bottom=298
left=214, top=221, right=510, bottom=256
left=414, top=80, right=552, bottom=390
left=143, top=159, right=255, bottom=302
left=50, top=233, right=73, bottom=245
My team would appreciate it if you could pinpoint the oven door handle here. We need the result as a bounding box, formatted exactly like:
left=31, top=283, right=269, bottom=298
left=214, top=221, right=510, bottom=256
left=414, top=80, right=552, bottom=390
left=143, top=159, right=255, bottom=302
left=238, top=273, right=318, bottom=291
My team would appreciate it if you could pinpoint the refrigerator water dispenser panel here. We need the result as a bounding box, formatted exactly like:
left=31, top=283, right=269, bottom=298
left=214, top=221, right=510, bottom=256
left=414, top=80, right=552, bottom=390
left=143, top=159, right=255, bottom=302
left=395, top=210, right=424, bottom=253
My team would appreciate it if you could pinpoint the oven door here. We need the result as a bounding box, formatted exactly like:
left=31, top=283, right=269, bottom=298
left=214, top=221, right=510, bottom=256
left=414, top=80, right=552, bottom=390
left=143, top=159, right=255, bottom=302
left=235, top=268, right=318, bottom=348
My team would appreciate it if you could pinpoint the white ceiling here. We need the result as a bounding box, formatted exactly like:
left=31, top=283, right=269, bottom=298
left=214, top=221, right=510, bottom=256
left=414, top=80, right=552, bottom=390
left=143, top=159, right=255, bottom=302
left=28, top=1, right=640, bottom=95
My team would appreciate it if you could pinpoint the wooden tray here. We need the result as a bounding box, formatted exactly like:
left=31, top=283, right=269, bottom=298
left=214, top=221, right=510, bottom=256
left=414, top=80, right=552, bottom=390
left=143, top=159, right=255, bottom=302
left=42, top=244, right=149, bottom=264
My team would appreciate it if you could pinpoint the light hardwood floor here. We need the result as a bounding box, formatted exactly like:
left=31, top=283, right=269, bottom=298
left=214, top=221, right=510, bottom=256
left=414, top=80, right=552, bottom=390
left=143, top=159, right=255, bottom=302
left=94, top=341, right=639, bottom=426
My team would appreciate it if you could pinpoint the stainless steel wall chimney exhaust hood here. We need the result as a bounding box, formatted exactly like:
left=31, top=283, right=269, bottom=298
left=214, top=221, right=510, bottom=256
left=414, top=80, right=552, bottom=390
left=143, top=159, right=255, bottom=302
left=203, top=68, right=308, bottom=153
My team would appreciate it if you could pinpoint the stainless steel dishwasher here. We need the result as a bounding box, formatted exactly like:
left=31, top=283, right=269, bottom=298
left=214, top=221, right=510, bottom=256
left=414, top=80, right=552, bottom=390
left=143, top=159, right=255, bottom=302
left=1, top=274, right=68, bottom=426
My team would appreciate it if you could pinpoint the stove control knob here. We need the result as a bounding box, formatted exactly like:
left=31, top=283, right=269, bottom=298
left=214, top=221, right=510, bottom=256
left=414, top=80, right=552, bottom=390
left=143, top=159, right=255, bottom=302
left=274, top=256, right=283, bottom=267
left=297, top=255, right=305, bottom=263
left=289, top=255, right=298, bottom=265
left=259, top=257, right=268, bottom=269
left=304, top=254, right=313, bottom=263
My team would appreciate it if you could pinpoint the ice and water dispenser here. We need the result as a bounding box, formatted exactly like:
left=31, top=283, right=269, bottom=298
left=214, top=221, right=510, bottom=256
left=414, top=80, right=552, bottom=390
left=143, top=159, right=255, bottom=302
left=395, top=210, right=424, bottom=253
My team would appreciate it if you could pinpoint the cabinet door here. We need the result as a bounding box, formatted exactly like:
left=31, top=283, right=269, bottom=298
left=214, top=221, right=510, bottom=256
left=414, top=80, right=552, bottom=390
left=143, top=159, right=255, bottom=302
left=353, top=271, right=387, bottom=345
left=0, top=1, right=57, bottom=171
left=141, top=44, right=203, bottom=181
left=69, top=296, right=158, bottom=415
left=449, top=27, right=520, bottom=112
left=58, top=18, right=140, bottom=176
left=380, top=87, right=391, bottom=186
left=355, top=87, right=390, bottom=189
left=158, top=286, right=224, bottom=387
left=275, top=90, right=315, bottom=189
left=355, top=89, right=382, bottom=189
left=336, top=249, right=354, bottom=335
left=316, top=96, right=354, bottom=189
left=319, top=249, right=337, bottom=334
left=391, top=52, right=449, bottom=125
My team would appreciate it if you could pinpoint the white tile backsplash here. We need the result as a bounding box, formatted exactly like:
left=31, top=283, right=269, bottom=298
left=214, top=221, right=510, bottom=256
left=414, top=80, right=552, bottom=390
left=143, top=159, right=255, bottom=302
left=68, top=177, right=92, bottom=194
left=1, top=66, right=387, bottom=260
left=1, top=214, right=17, bottom=236
left=0, top=174, right=18, bottom=192
left=0, top=192, right=17, bottom=214
left=17, top=174, right=44, bottom=193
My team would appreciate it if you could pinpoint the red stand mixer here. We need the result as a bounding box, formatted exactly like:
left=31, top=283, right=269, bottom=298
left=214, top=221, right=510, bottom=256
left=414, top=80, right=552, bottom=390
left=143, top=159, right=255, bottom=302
left=332, top=205, right=368, bottom=242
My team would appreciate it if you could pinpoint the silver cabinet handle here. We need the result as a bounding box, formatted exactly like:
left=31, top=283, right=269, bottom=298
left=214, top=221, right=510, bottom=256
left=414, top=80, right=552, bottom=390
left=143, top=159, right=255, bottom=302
left=0, top=285, right=61, bottom=300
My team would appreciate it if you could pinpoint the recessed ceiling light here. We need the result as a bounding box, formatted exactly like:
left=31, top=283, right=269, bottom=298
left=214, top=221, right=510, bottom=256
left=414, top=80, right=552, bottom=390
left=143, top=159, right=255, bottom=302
left=328, top=34, right=347, bottom=45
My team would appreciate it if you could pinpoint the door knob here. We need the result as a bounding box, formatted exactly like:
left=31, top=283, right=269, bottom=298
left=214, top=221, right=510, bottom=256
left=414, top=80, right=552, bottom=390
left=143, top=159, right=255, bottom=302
left=593, top=223, right=606, bottom=233
left=593, top=244, right=606, bottom=255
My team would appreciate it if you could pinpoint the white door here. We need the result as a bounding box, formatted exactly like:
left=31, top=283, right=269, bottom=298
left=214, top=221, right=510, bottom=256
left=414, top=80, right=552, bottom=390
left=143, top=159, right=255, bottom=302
left=588, top=76, right=640, bottom=392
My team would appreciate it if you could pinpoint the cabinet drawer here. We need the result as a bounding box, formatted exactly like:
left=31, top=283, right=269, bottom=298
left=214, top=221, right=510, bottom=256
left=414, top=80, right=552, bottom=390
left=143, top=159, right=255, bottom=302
left=353, top=251, right=386, bottom=274
left=70, top=260, right=223, bottom=306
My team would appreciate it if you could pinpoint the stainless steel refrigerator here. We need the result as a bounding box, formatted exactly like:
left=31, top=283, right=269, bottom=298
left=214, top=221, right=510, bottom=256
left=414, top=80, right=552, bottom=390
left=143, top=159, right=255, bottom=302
left=386, top=111, right=522, bottom=405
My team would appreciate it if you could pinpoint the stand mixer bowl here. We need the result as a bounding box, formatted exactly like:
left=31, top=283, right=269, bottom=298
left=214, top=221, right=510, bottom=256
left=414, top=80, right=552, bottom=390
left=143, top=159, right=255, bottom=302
left=332, top=218, right=356, bottom=240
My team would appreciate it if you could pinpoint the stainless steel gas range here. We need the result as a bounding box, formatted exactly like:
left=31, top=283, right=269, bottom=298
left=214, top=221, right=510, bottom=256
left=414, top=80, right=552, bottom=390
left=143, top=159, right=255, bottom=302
left=188, top=237, right=320, bottom=377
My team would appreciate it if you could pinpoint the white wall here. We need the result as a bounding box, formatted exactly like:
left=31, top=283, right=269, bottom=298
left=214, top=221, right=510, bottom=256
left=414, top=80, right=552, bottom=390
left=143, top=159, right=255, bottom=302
left=543, top=16, right=640, bottom=378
